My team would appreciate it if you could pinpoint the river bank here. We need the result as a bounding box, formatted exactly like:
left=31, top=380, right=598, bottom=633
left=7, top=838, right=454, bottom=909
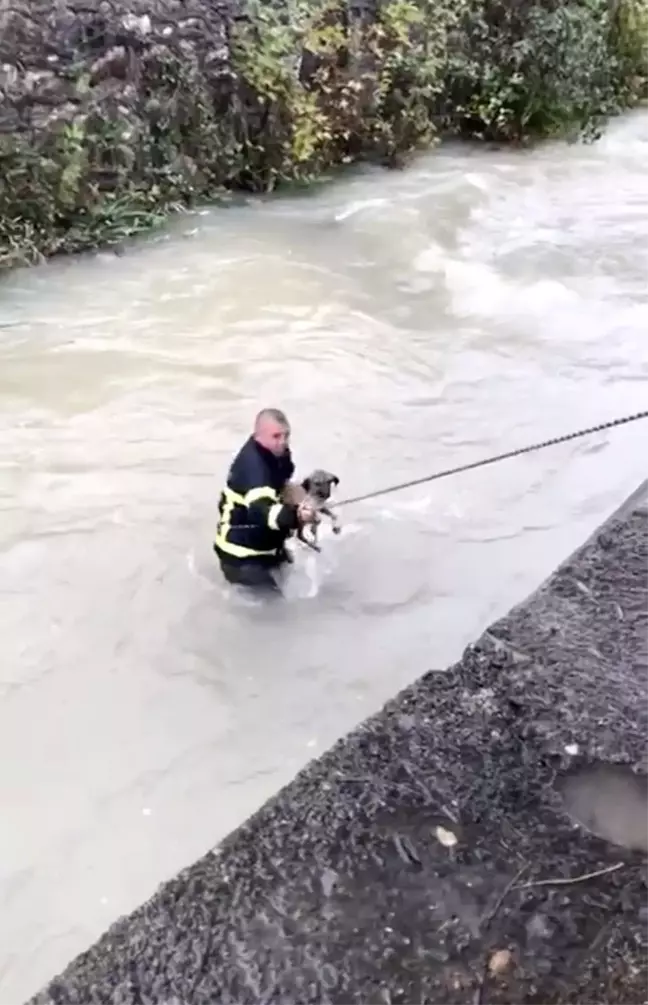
left=1, top=0, right=647, bottom=272
left=27, top=481, right=648, bottom=1003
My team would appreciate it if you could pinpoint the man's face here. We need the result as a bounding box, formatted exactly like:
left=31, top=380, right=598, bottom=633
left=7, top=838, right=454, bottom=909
left=256, top=418, right=290, bottom=456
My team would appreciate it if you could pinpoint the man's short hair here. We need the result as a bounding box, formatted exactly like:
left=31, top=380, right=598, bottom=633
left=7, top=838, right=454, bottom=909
left=255, top=407, right=289, bottom=428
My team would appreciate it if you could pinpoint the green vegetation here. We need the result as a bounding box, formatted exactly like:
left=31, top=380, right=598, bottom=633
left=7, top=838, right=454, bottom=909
left=0, top=0, right=646, bottom=271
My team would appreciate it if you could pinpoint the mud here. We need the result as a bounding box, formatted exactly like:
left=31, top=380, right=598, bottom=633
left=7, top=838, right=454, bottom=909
left=28, top=480, right=648, bottom=1005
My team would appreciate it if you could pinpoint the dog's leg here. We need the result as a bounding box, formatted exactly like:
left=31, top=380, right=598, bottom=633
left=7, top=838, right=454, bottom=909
left=281, top=542, right=295, bottom=563
left=307, top=519, right=322, bottom=552
left=301, top=534, right=321, bottom=553
left=321, top=505, right=341, bottom=535
left=296, top=523, right=321, bottom=553
left=296, top=517, right=322, bottom=552
left=284, top=484, right=318, bottom=553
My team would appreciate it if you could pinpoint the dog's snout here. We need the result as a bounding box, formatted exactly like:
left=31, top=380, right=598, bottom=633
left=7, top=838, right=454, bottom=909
left=302, top=469, right=339, bottom=501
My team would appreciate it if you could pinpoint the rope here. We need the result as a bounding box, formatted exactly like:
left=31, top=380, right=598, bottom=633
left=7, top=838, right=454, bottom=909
left=335, top=409, right=648, bottom=508
left=219, top=409, right=648, bottom=532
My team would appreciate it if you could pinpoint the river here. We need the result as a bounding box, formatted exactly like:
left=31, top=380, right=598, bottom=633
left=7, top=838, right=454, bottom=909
left=1, top=109, right=647, bottom=1003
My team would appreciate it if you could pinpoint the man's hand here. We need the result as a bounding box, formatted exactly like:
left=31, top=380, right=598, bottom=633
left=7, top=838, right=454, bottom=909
left=297, top=499, right=317, bottom=524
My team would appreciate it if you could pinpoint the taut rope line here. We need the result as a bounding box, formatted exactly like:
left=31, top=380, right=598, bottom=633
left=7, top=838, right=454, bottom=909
left=336, top=410, right=648, bottom=508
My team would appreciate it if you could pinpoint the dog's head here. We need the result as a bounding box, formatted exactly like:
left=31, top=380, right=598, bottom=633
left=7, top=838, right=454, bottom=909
left=302, top=469, right=340, bottom=502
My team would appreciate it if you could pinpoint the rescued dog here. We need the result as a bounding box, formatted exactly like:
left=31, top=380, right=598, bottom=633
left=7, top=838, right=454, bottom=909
left=282, top=469, right=341, bottom=554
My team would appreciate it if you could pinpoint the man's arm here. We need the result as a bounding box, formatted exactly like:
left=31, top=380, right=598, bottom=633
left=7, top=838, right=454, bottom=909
left=281, top=482, right=307, bottom=507
left=245, top=485, right=300, bottom=533
left=281, top=482, right=318, bottom=524
left=244, top=451, right=315, bottom=531
left=242, top=454, right=300, bottom=532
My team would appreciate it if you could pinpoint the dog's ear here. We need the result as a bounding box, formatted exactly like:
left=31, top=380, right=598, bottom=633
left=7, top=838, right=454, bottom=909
left=331, top=475, right=340, bottom=487
left=301, top=476, right=312, bottom=493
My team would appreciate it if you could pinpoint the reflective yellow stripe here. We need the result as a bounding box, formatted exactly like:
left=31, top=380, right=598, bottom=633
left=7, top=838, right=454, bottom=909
left=267, top=502, right=283, bottom=530
left=216, top=487, right=238, bottom=544
left=224, top=487, right=246, bottom=506
left=214, top=535, right=277, bottom=559
left=214, top=484, right=280, bottom=558
left=244, top=486, right=278, bottom=506
left=220, top=485, right=277, bottom=509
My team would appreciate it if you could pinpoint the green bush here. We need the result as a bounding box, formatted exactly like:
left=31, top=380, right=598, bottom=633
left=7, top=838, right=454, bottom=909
left=0, top=0, right=646, bottom=272
left=440, top=0, right=648, bottom=141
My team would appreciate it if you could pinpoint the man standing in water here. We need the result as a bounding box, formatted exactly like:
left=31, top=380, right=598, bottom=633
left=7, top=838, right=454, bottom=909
left=214, top=408, right=316, bottom=593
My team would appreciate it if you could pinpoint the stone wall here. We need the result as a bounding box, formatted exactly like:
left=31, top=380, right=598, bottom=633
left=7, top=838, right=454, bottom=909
left=1, top=0, right=646, bottom=271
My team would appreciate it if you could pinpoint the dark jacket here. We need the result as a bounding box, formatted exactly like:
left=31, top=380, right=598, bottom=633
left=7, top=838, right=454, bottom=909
left=214, top=436, right=300, bottom=565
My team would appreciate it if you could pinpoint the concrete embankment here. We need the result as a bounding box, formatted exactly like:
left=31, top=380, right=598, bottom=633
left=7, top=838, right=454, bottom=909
left=29, top=481, right=648, bottom=1005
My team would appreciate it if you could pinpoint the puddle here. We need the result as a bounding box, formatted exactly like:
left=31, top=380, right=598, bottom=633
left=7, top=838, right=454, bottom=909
left=557, top=762, right=648, bottom=853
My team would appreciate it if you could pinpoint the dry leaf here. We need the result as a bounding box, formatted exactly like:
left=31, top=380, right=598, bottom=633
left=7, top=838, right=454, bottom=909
left=435, top=825, right=458, bottom=847
left=488, top=949, right=513, bottom=975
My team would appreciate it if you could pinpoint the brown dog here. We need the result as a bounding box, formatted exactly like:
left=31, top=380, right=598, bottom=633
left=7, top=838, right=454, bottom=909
left=282, top=469, right=341, bottom=553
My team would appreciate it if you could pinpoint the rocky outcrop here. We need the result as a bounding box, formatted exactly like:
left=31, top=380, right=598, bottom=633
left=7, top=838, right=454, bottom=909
left=28, top=482, right=648, bottom=1004
left=1, top=0, right=646, bottom=270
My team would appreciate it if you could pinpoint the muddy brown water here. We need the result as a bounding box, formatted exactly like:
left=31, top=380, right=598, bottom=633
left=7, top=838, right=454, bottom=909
left=1, top=110, right=648, bottom=1002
